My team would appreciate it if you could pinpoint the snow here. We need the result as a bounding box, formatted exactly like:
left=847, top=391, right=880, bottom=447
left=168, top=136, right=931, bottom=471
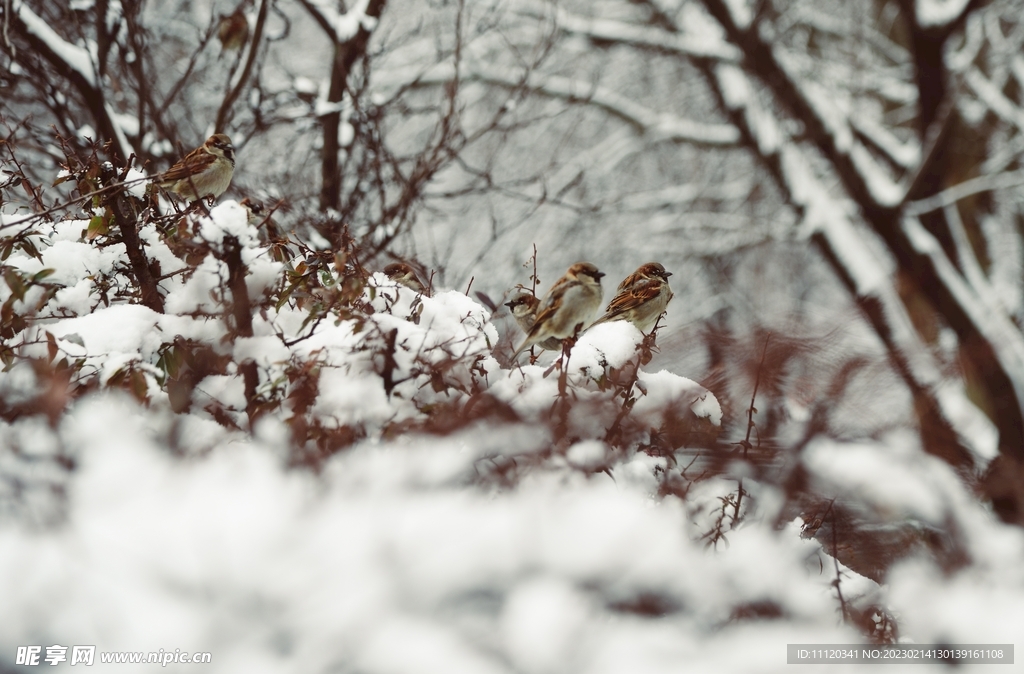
left=9, top=234, right=122, bottom=291
left=850, top=115, right=920, bottom=169
left=113, top=112, right=140, bottom=138
left=77, top=123, right=98, bottom=141
left=314, top=99, right=346, bottom=117
left=793, top=73, right=855, bottom=153
left=571, top=322, right=643, bottom=376
left=340, top=121, right=355, bottom=147
left=124, top=167, right=147, bottom=199
left=197, top=201, right=258, bottom=251
left=0, top=399, right=913, bottom=667
left=773, top=47, right=904, bottom=208
left=710, top=57, right=998, bottom=468
left=336, top=0, right=372, bottom=41
left=634, top=369, right=722, bottom=427
left=537, top=0, right=741, bottom=63
left=804, top=435, right=947, bottom=522
left=722, top=0, right=753, bottom=30
left=849, top=145, right=903, bottom=207
left=915, top=0, right=970, bottom=28
left=380, top=62, right=740, bottom=147
left=313, top=369, right=394, bottom=426
left=13, top=0, right=97, bottom=88
left=566, top=440, right=608, bottom=469
left=902, top=215, right=1024, bottom=403
left=5, top=124, right=1024, bottom=670
left=0, top=295, right=1020, bottom=672
left=194, top=374, right=248, bottom=410
left=889, top=550, right=1024, bottom=645
left=305, top=0, right=377, bottom=43
left=294, top=76, right=319, bottom=95
left=47, top=304, right=164, bottom=356
left=503, top=578, right=591, bottom=673
left=716, top=64, right=781, bottom=155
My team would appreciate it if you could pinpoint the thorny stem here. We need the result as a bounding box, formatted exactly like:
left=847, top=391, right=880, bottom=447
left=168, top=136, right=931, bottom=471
left=604, top=318, right=662, bottom=445
left=525, top=243, right=540, bottom=360
left=530, top=243, right=538, bottom=296
left=733, top=332, right=771, bottom=523
left=0, top=175, right=153, bottom=232
left=825, top=499, right=849, bottom=623
left=551, top=327, right=582, bottom=440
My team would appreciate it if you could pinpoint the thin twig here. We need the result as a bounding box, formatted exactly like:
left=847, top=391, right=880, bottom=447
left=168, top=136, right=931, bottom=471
left=0, top=174, right=152, bottom=231
left=824, top=499, right=849, bottom=623
left=215, top=0, right=270, bottom=133
left=733, top=332, right=771, bottom=521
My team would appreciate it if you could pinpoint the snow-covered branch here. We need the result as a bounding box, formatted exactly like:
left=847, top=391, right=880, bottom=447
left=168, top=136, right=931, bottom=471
left=699, top=0, right=1024, bottom=479
left=710, top=62, right=994, bottom=468
left=964, top=66, right=1024, bottom=135
left=296, top=0, right=387, bottom=211
left=915, top=0, right=972, bottom=29
left=705, top=0, right=907, bottom=211
left=297, top=0, right=379, bottom=44
left=397, top=62, right=740, bottom=147
left=902, top=211, right=1024, bottom=395
left=511, top=0, right=742, bottom=63
left=849, top=113, right=920, bottom=170
left=11, top=0, right=96, bottom=87
left=906, top=169, right=1024, bottom=216
left=8, top=0, right=135, bottom=160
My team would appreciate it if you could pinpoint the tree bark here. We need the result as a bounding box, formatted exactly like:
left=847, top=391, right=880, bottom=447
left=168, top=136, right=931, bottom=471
left=315, top=0, right=388, bottom=212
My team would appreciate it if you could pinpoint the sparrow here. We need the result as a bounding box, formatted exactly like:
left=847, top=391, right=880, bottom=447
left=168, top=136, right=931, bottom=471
left=160, top=134, right=235, bottom=201
left=217, top=6, right=250, bottom=52
left=504, top=292, right=561, bottom=350
left=239, top=197, right=264, bottom=224
left=591, top=262, right=673, bottom=333
left=383, top=262, right=426, bottom=294
left=511, top=262, right=605, bottom=360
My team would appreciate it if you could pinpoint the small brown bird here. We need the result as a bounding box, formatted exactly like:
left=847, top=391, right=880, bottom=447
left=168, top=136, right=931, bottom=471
left=160, top=134, right=235, bottom=202
left=217, top=7, right=250, bottom=52
left=239, top=197, right=264, bottom=224
left=591, top=262, right=673, bottom=333
left=511, top=262, right=605, bottom=360
left=383, top=262, right=426, bottom=294
left=505, top=292, right=560, bottom=350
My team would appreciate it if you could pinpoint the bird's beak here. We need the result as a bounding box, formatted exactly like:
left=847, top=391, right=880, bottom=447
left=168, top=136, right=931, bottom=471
left=595, top=272, right=606, bottom=279
left=504, top=301, right=515, bottom=309
left=664, top=271, right=673, bottom=277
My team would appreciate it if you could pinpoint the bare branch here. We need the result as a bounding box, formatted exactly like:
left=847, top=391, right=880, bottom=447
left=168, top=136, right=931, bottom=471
left=7, top=0, right=134, bottom=160
left=397, top=62, right=740, bottom=147
left=707, top=61, right=988, bottom=470
left=215, top=0, right=270, bottom=134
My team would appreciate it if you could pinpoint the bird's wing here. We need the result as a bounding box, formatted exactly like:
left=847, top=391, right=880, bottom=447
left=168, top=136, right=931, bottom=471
left=616, top=269, right=646, bottom=291
left=598, top=280, right=662, bottom=321
left=160, top=148, right=216, bottom=184
left=527, top=280, right=578, bottom=339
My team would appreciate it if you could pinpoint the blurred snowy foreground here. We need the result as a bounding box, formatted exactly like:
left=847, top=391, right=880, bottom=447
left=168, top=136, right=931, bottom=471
left=2, top=202, right=1024, bottom=673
